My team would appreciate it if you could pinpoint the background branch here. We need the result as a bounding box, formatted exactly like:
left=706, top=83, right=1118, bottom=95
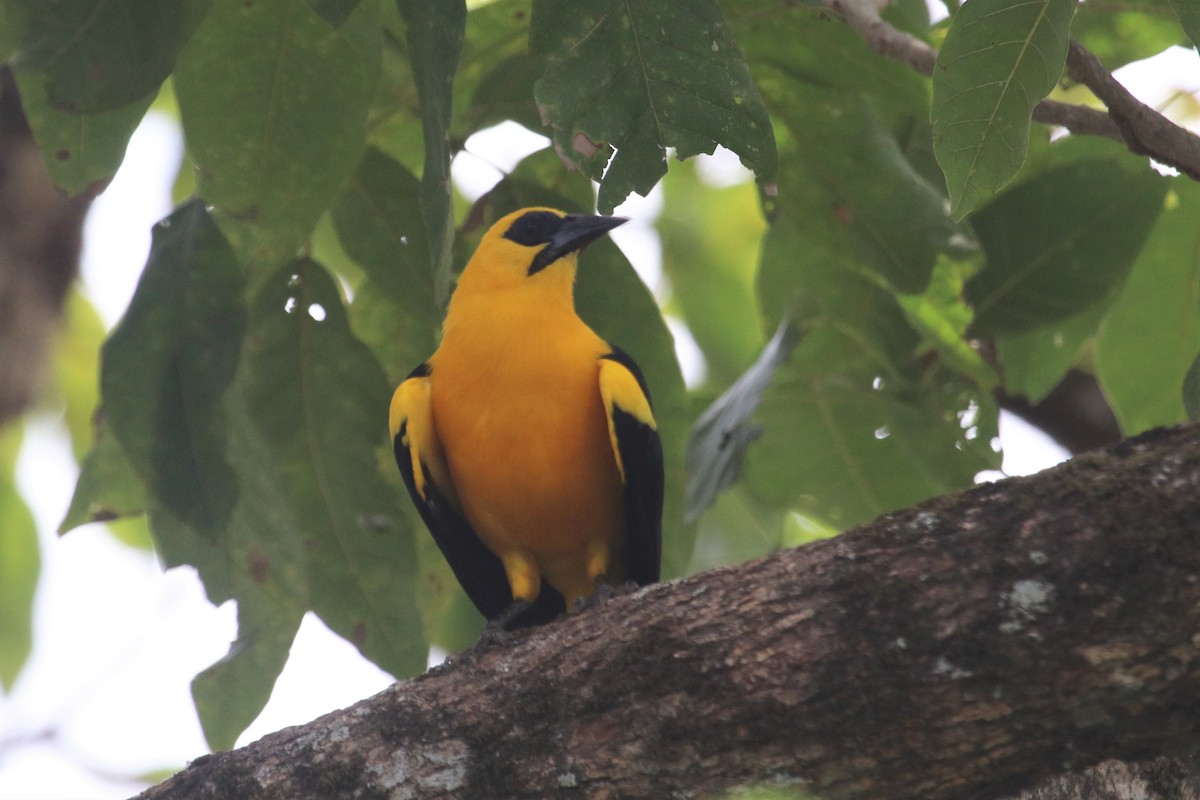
left=819, top=0, right=1198, bottom=154
left=139, top=422, right=1200, bottom=800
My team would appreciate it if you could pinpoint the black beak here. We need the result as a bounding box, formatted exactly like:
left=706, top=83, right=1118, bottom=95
left=528, top=214, right=628, bottom=275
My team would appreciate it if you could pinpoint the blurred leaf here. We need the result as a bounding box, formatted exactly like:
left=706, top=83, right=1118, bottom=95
left=459, top=0, right=541, bottom=135
left=348, top=280, right=439, bottom=388
left=11, top=68, right=153, bottom=197
left=967, top=158, right=1169, bottom=336
left=749, top=217, right=998, bottom=528
left=659, top=160, right=766, bottom=385
left=731, top=2, right=928, bottom=121
left=782, top=510, right=839, bottom=548
left=1171, top=0, right=1200, bottom=49
left=155, top=258, right=424, bottom=744
left=306, top=0, right=363, bottom=27
left=996, top=300, right=1110, bottom=404
left=1184, top=351, right=1200, bottom=421
left=13, top=0, right=210, bottom=113
left=686, top=320, right=799, bottom=523
left=174, top=0, right=381, bottom=263
left=331, top=148, right=439, bottom=325
left=533, top=0, right=778, bottom=213
left=396, top=0, right=465, bottom=307
left=100, top=199, right=245, bottom=539
left=51, top=291, right=106, bottom=460
left=1097, top=182, right=1200, bottom=434
left=898, top=257, right=997, bottom=389
left=757, top=212, right=917, bottom=367
left=1072, top=0, right=1183, bottom=68
left=932, top=0, right=1076, bottom=218
left=59, top=410, right=148, bottom=534
left=192, top=591, right=301, bottom=751
left=0, top=426, right=38, bottom=690
left=686, top=485, right=787, bottom=575
left=745, top=347, right=998, bottom=528
left=238, top=260, right=424, bottom=675
left=757, top=82, right=957, bottom=295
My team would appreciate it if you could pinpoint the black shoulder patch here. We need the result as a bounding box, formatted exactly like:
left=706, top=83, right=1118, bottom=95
left=502, top=210, right=563, bottom=246
left=407, top=362, right=432, bottom=379
left=600, top=348, right=653, bottom=408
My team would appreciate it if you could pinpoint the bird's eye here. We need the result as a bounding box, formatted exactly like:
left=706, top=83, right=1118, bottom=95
left=502, top=211, right=564, bottom=247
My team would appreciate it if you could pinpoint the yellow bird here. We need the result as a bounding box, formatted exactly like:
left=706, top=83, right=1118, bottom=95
left=389, top=207, right=663, bottom=629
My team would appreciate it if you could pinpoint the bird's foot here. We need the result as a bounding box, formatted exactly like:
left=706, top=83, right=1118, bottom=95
left=572, top=580, right=640, bottom=614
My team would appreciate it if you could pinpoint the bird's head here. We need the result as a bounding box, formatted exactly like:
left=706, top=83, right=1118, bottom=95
left=458, top=207, right=628, bottom=294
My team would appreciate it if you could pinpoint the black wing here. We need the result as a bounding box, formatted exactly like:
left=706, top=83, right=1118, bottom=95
left=599, top=349, right=664, bottom=585
left=392, top=366, right=563, bottom=627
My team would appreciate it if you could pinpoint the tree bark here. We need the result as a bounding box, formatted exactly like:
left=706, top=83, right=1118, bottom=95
left=137, top=423, right=1200, bottom=800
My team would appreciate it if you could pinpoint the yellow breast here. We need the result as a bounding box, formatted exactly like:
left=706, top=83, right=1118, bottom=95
left=429, top=298, right=625, bottom=604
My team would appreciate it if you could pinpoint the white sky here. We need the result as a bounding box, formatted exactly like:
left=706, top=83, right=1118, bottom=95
left=5, top=42, right=1198, bottom=797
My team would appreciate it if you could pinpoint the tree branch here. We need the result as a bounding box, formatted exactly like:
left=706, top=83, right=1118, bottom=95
left=138, top=423, right=1200, bottom=800
left=817, top=0, right=1200, bottom=162
left=1064, top=39, right=1200, bottom=181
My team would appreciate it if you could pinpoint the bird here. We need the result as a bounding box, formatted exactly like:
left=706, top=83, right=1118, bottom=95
left=389, top=207, right=664, bottom=630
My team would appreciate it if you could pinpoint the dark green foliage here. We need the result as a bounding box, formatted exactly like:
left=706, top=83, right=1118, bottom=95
left=4, top=0, right=1190, bottom=752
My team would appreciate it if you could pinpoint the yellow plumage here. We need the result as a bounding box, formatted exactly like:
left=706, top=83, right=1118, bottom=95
left=390, top=207, right=663, bottom=628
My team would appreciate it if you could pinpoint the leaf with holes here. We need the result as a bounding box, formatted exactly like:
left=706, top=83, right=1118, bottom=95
left=932, top=0, right=1077, bottom=218
left=532, top=0, right=777, bottom=213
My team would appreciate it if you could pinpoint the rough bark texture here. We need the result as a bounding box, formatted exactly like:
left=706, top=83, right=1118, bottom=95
left=138, top=423, right=1200, bottom=800
left=0, top=68, right=91, bottom=429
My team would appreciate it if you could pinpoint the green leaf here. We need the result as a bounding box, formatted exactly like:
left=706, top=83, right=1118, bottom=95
left=191, top=590, right=302, bottom=751
left=330, top=148, right=439, bottom=326
left=174, top=0, right=381, bottom=262
left=458, top=0, right=541, bottom=136
left=50, top=291, right=106, bottom=460
left=967, top=158, right=1169, bottom=336
left=306, top=0, right=363, bottom=27
left=932, top=0, right=1077, bottom=218
left=11, top=68, right=153, bottom=197
left=59, top=412, right=148, bottom=534
left=748, top=217, right=999, bottom=528
left=1096, top=182, right=1200, bottom=434
left=1170, top=0, right=1200, bottom=49
left=744, top=349, right=998, bottom=528
left=100, top=199, right=246, bottom=539
left=239, top=260, right=424, bottom=675
left=1072, top=0, right=1184, bottom=68
left=756, top=81, right=957, bottom=295
left=731, top=2, right=928, bottom=121
left=0, top=426, right=38, bottom=690
left=659, top=160, right=766, bottom=385
left=996, top=300, right=1110, bottom=403
left=1184, top=350, right=1200, bottom=421
left=153, top=258, right=425, bottom=743
left=13, top=0, right=211, bottom=113
left=686, top=485, right=787, bottom=575
left=533, top=0, right=778, bottom=213
left=897, top=257, right=997, bottom=389
left=395, top=0, right=465, bottom=308
left=686, top=320, right=800, bottom=524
